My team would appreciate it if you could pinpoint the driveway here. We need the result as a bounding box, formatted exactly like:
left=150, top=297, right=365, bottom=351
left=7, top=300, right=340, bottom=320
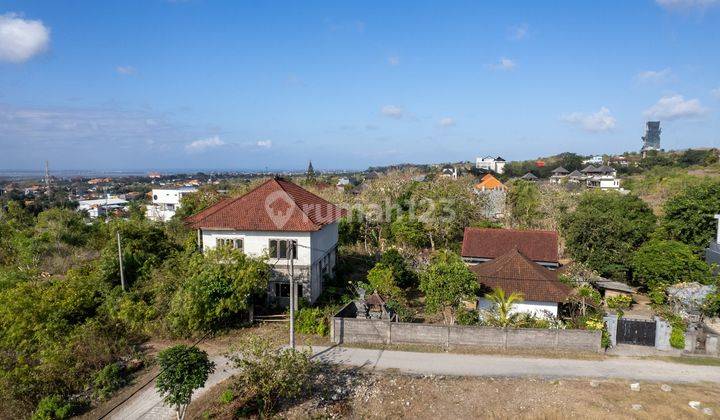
left=105, top=345, right=720, bottom=419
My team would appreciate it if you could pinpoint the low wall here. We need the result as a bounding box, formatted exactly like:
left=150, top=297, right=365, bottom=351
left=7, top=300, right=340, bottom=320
left=331, top=317, right=601, bottom=352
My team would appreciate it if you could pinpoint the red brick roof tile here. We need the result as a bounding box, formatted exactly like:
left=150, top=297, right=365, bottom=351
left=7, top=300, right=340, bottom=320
left=461, top=227, right=558, bottom=263
left=186, top=178, right=344, bottom=231
left=470, top=248, right=571, bottom=302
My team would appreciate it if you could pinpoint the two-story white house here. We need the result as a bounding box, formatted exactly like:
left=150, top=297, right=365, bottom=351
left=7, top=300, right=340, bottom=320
left=475, top=156, right=506, bottom=174
left=146, top=187, right=198, bottom=222
left=185, top=177, right=344, bottom=305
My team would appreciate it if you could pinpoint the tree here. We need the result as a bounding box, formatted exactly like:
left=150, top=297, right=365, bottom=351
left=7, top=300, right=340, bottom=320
left=390, top=215, right=428, bottom=248
left=168, top=247, right=270, bottom=334
left=506, top=180, right=541, bottom=228
left=155, top=345, right=215, bottom=420
left=365, top=263, right=405, bottom=303
left=631, top=239, right=713, bottom=302
left=411, top=178, right=483, bottom=249
left=660, top=180, right=720, bottom=253
left=306, top=160, right=316, bottom=182
left=419, top=250, right=478, bottom=324
left=483, top=287, right=524, bottom=327
left=561, top=191, right=656, bottom=279
left=573, top=284, right=601, bottom=317
left=172, top=187, right=223, bottom=221
left=378, top=248, right=417, bottom=289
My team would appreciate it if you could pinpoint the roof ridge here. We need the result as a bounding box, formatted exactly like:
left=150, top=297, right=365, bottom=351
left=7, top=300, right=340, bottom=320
left=274, top=179, right=320, bottom=228
left=465, top=226, right=558, bottom=236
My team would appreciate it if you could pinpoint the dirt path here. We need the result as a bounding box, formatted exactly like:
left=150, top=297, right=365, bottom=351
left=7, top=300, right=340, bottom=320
left=311, top=345, right=720, bottom=383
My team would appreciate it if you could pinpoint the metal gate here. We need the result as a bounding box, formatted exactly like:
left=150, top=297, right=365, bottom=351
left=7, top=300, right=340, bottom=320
left=617, top=318, right=656, bottom=346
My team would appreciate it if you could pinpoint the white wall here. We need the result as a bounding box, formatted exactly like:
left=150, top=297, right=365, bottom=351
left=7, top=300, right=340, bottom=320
left=202, top=229, right=313, bottom=264
left=478, top=298, right=558, bottom=318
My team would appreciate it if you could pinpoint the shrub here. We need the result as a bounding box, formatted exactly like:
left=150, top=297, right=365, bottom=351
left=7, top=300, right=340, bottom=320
left=670, top=325, right=686, bottom=349
left=230, top=336, right=314, bottom=416
left=606, top=295, right=632, bottom=317
left=295, top=307, right=329, bottom=336
left=455, top=306, right=479, bottom=326
left=631, top=239, right=712, bottom=291
left=93, top=362, right=127, bottom=401
left=32, top=395, right=74, bottom=420
left=218, top=389, right=234, bottom=405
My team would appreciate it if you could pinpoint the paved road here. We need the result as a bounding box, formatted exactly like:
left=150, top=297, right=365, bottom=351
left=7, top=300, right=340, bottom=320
left=312, top=345, right=720, bottom=383
left=108, top=355, right=237, bottom=420
left=108, top=346, right=720, bottom=419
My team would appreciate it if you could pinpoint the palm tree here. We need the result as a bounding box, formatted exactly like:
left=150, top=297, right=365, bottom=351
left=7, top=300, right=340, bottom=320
left=485, top=287, right=524, bottom=327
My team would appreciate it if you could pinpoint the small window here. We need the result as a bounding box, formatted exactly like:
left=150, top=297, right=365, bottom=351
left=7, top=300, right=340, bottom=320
left=268, top=239, right=297, bottom=259
left=234, top=239, right=243, bottom=251
left=275, top=283, right=290, bottom=297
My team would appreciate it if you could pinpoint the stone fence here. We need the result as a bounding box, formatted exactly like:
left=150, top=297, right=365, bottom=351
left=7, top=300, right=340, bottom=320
left=332, top=304, right=601, bottom=352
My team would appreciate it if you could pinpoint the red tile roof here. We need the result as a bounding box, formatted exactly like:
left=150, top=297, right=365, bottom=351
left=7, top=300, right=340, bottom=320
left=186, top=178, right=345, bottom=231
left=470, top=248, right=571, bottom=302
left=461, top=227, right=558, bottom=263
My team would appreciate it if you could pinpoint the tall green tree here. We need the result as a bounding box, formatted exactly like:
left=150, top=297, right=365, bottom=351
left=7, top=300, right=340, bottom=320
left=506, top=180, right=541, bottom=228
left=660, top=180, right=720, bottom=253
left=168, top=247, right=270, bottom=335
left=155, top=345, right=215, bottom=420
left=561, top=191, right=656, bottom=280
left=419, top=250, right=478, bottom=324
left=631, top=239, right=713, bottom=302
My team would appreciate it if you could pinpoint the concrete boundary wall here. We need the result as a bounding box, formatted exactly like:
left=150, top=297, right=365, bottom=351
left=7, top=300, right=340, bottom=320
left=331, top=315, right=601, bottom=352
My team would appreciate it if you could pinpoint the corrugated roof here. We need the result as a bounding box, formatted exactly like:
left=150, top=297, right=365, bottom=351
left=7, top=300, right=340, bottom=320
left=461, top=227, right=559, bottom=263
left=471, top=248, right=571, bottom=302
left=186, top=178, right=344, bottom=231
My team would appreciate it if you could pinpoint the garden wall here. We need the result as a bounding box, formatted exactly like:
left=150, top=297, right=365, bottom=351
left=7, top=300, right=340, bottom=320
left=331, top=310, right=601, bottom=352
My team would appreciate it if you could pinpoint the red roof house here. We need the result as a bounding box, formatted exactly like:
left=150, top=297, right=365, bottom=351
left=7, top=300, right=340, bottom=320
left=461, top=227, right=559, bottom=268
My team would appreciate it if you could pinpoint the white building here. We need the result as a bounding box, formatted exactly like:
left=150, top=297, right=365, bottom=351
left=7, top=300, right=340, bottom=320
left=186, top=178, right=344, bottom=305
left=77, top=196, right=128, bottom=218
left=582, top=155, right=604, bottom=165
left=475, top=156, right=506, bottom=174
left=583, top=165, right=620, bottom=190
left=146, top=187, right=198, bottom=222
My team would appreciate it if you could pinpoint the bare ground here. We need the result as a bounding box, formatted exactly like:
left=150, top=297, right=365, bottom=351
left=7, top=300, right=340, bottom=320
left=187, top=367, right=720, bottom=419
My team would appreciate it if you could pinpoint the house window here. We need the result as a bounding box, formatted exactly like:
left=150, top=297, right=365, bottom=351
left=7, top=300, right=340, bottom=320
left=216, top=238, right=244, bottom=251
left=274, top=283, right=302, bottom=298
left=268, top=239, right=298, bottom=259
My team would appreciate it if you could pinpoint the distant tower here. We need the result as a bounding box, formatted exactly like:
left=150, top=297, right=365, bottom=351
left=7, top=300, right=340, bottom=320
left=641, top=121, right=661, bottom=157
left=44, top=160, right=51, bottom=191
left=306, top=160, right=316, bottom=181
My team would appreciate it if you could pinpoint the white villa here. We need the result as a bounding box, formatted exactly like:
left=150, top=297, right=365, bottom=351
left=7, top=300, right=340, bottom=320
left=582, top=165, right=620, bottom=190
left=186, top=177, right=344, bottom=305
left=475, top=156, right=506, bottom=174
left=77, top=196, right=128, bottom=218
left=146, top=187, right=198, bottom=222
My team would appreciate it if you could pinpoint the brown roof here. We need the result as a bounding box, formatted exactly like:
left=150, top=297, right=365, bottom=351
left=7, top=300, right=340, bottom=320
left=461, top=228, right=559, bottom=263
left=470, top=248, right=571, bottom=302
left=186, top=178, right=344, bottom=231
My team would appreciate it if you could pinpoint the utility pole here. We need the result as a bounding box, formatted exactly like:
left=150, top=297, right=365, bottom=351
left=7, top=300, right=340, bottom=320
left=289, top=244, right=295, bottom=350
left=117, top=231, right=126, bottom=291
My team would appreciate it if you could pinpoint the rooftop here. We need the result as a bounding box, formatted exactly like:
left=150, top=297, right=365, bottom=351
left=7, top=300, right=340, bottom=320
left=461, top=227, right=559, bottom=263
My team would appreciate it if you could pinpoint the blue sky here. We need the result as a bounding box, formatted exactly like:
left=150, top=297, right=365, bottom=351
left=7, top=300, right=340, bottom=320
left=1, top=0, right=719, bottom=171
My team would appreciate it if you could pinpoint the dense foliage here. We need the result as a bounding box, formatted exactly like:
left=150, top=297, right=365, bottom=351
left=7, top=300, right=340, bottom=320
left=660, top=180, right=720, bottom=253
left=419, top=250, right=478, bottom=324
left=561, top=191, right=656, bottom=280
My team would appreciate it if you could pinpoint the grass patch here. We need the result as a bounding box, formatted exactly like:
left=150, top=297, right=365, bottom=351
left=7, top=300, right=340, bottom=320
left=649, top=356, right=720, bottom=367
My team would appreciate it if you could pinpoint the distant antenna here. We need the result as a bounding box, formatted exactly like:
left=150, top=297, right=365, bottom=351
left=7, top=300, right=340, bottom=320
left=44, top=160, right=51, bottom=190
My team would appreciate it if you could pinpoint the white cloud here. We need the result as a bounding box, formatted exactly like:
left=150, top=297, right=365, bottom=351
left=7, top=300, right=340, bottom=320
left=508, top=24, right=528, bottom=40
left=643, top=94, right=707, bottom=120
left=388, top=55, right=400, bottom=66
left=636, top=68, right=672, bottom=83
left=439, top=117, right=455, bottom=127
left=116, top=65, right=136, bottom=75
left=561, top=107, right=616, bottom=132
left=489, top=57, right=516, bottom=71
left=185, top=136, right=224, bottom=153
left=0, top=13, right=50, bottom=63
left=656, top=0, right=719, bottom=9
left=381, top=105, right=403, bottom=119
left=256, top=140, right=272, bottom=148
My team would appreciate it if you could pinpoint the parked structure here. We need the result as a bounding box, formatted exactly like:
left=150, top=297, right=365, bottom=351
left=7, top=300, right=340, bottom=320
left=145, top=186, right=198, bottom=222
left=461, top=227, right=559, bottom=269
left=186, top=177, right=344, bottom=304
left=475, top=156, right=506, bottom=174
left=77, top=196, right=128, bottom=218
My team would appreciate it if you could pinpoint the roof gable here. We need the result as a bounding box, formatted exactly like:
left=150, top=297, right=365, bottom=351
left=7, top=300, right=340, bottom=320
left=186, top=178, right=344, bottom=231
left=461, top=227, right=559, bottom=263
left=471, top=248, right=571, bottom=302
